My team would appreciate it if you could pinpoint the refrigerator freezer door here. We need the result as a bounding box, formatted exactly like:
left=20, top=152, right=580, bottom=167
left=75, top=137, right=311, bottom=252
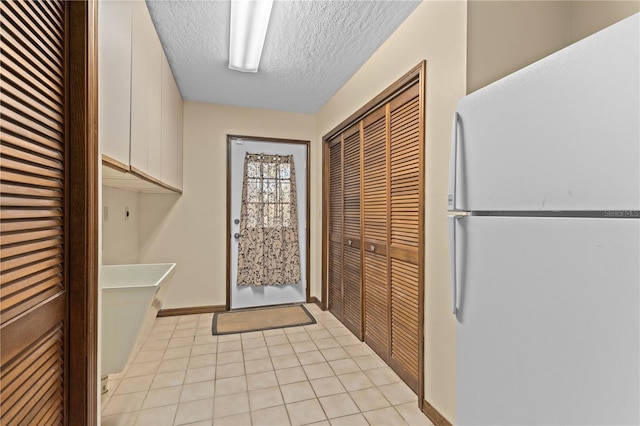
left=455, top=216, right=639, bottom=425
left=453, top=14, right=639, bottom=211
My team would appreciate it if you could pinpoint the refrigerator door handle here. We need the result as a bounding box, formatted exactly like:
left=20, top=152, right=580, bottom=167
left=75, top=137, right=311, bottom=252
left=448, top=215, right=461, bottom=315
left=448, top=112, right=460, bottom=210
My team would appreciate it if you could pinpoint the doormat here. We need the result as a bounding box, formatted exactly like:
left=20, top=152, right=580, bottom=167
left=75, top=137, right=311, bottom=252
left=212, top=304, right=316, bottom=335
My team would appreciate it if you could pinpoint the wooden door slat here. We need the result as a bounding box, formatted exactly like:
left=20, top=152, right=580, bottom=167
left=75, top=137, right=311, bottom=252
left=0, top=25, right=63, bottom=91
left=0, top=144, right=62, bottom=172
left=0, top=323, right=63, bottom=424
left=0, top=155, right=62, bottom=179
left=1, top=91, right=63, bottom=134
left=15, top=0, right=64, bottom=51
left=24, top=0, right=63, bottom=43
left=39, top=0, right=63, bottom=25
left=0, top=55, right=63, bottom=112
left=0, top=208, right=62, bottom=221
left=0, top=217, right=62, bottom=233
left=1, top=276, right=63, bottom=323
left=0, top=183, right=62, bottom=199
left=3, top=0, right=63, bottom=56
left=0, top=73, right=64, bottom=126
left=1, top=118, right=63, bottom=152
left=0, top=2, right=64, bottom=79
left=1, top=250, right=63, bottom=284
left=0, top=226, right=62, bottom=245
left=0, top=170, right=62, bottom=189
left=1, top=131, right=64, bottom=162
left=0, top=235, right=62, bottom=259
left=1, top=104, right=63, bottom=143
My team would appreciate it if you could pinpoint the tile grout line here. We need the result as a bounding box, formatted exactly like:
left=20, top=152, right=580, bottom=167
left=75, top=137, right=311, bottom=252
left=103, top=305, right=423, bottom=425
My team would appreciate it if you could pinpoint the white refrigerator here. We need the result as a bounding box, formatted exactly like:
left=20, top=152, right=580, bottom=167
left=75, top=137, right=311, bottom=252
left=449, top=13, right=640, bottom=425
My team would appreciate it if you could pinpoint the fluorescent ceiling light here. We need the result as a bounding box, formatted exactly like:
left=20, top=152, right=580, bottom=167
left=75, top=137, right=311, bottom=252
left=229, top=0, right=274, bottom=73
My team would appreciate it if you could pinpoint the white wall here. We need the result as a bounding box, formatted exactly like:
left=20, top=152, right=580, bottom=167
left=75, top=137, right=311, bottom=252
left=102, top=186, right=140, bottom=265
left=316, top=1, right=467, bottom=421
left=138, top=102, right=316, bottom=309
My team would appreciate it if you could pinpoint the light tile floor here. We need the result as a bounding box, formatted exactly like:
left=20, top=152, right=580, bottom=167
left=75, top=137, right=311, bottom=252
left=102, top=303, right=433, bottom=426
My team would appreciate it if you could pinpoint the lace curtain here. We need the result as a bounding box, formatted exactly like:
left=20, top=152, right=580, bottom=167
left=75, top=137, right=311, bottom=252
left=237, top=153, right=302, bottom=286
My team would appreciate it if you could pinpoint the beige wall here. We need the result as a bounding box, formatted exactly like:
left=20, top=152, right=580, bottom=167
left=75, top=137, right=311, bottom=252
left=138, top=102, right=316, bottom=309
left=316, top=1, right=467, bottom=421
left=100, top=1, right=639, bottom=421
left=467, top=0, right=639, bottom=93
left=102, top=187, right=140, bottom=265
left=567, top=1, right=640, bottom=43
left=467, top=1, right=570, bottom=93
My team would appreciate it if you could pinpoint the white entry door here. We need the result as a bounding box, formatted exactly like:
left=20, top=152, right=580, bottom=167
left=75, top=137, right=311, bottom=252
left=230, top=138, right=307, bottom=309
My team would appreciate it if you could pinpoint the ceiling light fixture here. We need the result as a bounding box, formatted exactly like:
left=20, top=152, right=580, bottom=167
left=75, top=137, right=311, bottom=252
left=229, top=0, right=274, bottom=73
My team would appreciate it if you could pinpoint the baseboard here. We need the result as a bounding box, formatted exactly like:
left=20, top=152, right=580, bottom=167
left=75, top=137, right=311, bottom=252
left=422, top=400, right=452, bottom=426
left=309, top=296, right=323, bottom=311
left=157, top=305, right=226, bottom=317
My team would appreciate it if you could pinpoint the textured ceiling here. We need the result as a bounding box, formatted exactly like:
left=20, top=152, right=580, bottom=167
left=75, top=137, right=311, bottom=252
left=146, top=0, right=421, bottom=114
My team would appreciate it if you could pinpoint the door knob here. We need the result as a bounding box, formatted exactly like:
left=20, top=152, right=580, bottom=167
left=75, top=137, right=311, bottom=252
left=234, top=233, right=240, bottom=239
left=348, top=240, right=353, bottom=246
left=234, top=219, right=240, bottom=225
left=370, top=245, right=376, bottom=252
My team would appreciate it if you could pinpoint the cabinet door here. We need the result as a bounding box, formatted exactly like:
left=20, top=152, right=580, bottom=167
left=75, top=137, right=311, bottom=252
left=130, top=1, right=162, bottom=178
left=388, top=83, right=421, bottom=392
left=327, top=137, right=343, bottom=321
left=342, top=124, right=362, bottom=339
left=362, top=106, right=389, bottom=360
left=98, top=0, right=132, bottom=165
left=161, top=55, right=181, bottom=189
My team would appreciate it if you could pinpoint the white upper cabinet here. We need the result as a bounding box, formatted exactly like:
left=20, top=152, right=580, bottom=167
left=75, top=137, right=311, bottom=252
left=99, top=0, right=183, bottom=193
left=98, top=0, right=132, bottom=166
left=161, top=55, right=183, bottom=191
left=130, top=1, right=162, bottom=178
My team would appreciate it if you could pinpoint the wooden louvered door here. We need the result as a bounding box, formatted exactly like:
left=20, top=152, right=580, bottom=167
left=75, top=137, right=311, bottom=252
left=388, top=82, right=423, bottom=392
left=1, top=0, right=69, bottom=423
left=362, top=106, right=390, bottom=360
left=323, top=62, right=425, bottom=403
left=341, top=123, right=362, bottom=339
left=327, top=136, right=343, bottom=321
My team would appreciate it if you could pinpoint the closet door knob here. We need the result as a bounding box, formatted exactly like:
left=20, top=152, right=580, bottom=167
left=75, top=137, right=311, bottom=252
left=348, top=240, right=353, bottom=246
left=370, top=245, right=376, bottom=252
left=234, top=233, right=240, bottom=239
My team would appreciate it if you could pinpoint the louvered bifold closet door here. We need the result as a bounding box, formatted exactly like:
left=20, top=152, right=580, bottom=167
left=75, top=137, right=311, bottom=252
left=362, top=106, right=389, bottom=360
left=328, top=137, right=343, bottom=321
left=341, top=123, right=362, bottom=339
left=388, top=83, right=422, bottom=392
left=0, top=0, right=67, bottom=424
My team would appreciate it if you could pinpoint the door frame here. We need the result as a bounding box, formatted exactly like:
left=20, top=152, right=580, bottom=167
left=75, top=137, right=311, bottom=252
left=67, top=0, right=99, bottom=422
left=225, top=135, right=311, bottom=311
